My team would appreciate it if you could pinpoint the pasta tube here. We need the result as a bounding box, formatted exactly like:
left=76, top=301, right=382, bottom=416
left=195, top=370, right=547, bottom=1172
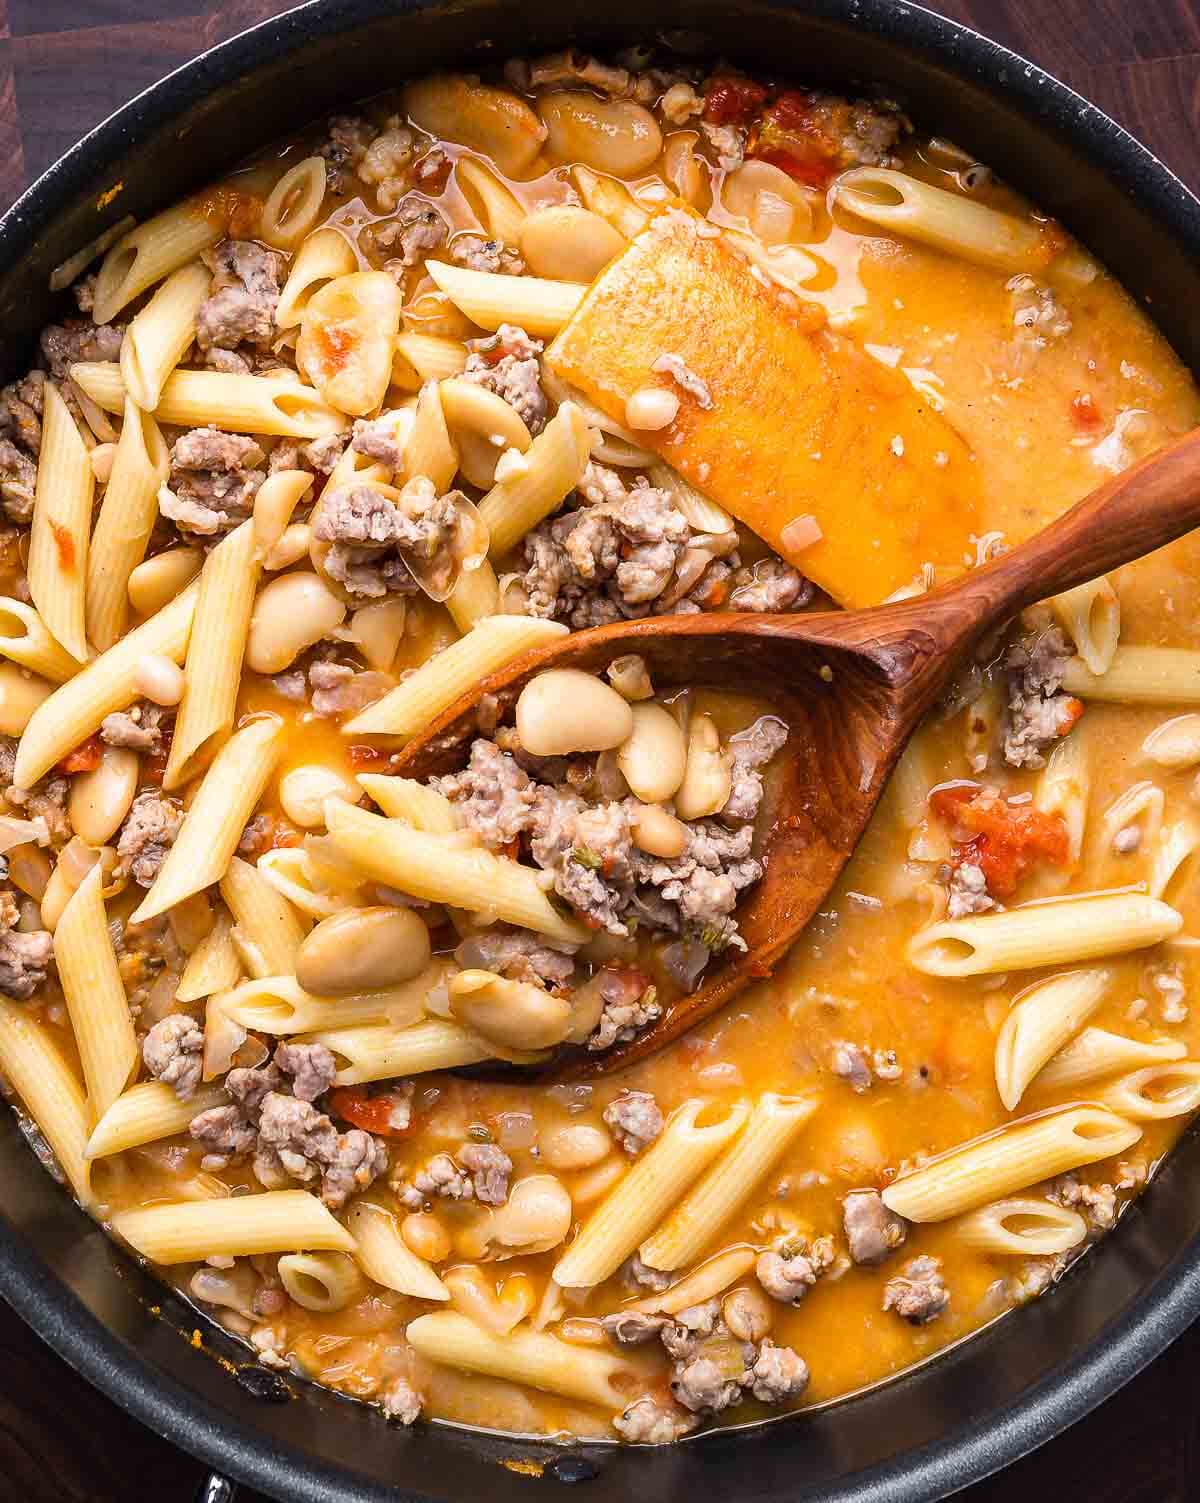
left=628, top=1246, right=757, bottom=1315
left=395, top=332, right=468, bottom=383
left=1051, top=577, right=1119, bottom=678
left=553, top=1099, right=749, bottom=1288
left=92, top=196, right=223, bottom=323
left=640, top=1092, right=818, bottom=1270
left=0, top=998, right=92, bottom=1204
left=1062, top=647, right=1200, bottom=704
left=345, top=616, right=567, bottom=737
left=302, top=1017, right=494, bottom=1086
left=1036, top=1027, right=1187, bottom=1092
left=220, top=972, right=430, bottom=1035
left=406, top=1311, right=629, bottom=1409
left=1034, top=731, right=1090, bottom=865
left=87, top=1080, right=228, bottom=1159
left=277, top=1251, right=365, bottom=1312
left=424, top=260, right=585, bottom=337
left=357, top=774, right=463, bottom=832
left=0, top=598, right=80, bottom=682
left=1142, top=714, right=1200, bottom=770
left=70, top=362, right=347, bottom=439
left=163, top=521, right=261, bottom=788
left=132, top=716, right=284, bottom=922
left=113, top=1189, right=356, bottom=1262
left=54, top=864, right=137, bottom=1118
left=28, top=381, right=93, bottom=662
left=345, top=1200, right=449, bottom=1301
left=476, top=401, right=590, bottom=556
left=882, top=1106, right=1142, bottom=1223
left=85, top=398, right=171, bottom=651
left=276, top=226, right=357, bottom=329
left=907, top=892, right=1182, bottom=977
left=1094, top=1062, right=1200, bottom=1120
left=993, top=968, right=1111, bottom=1111
left=260, top=158, right=328, bottom=251
left=445, top=559, right=500, bottom=631
left=324, top=800, right=587, bottom=943
left=955, top=1197, right=1088, bottom=1256
left=14, top=582, right=198, bottom=788
left=219, top=855, right=309, bottom=978
left=176, top=911, right=242, bottom=1002
left=119, top=261, right=211, bottom=410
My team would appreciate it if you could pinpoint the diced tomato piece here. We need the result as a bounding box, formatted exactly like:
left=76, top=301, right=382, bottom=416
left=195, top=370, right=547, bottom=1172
left=55, top=733, right=103, bottom=775
left=1070, top=392, right=1103, bottom=431
left=348, top=743, right=393, bottom=770
left=703, top=75, right=769, bottom=126
left=930, top=783, right=1069, bottom=896
left=328, top=1085, right=415, bottom=1137
left=749, top=91, right=840, bottom=189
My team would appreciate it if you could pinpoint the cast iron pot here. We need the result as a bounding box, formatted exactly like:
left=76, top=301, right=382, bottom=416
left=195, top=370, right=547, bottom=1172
left=1, top=2, right=1199, bottom=1498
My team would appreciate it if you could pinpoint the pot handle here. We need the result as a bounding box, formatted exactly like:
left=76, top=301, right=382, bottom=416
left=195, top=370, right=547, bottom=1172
left=195, top=1474, right=238, bottom=1503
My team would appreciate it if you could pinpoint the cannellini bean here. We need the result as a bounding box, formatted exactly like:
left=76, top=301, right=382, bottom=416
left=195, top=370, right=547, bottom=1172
left=606, top=653, right=653, bottom=701
left=631, top=803, right=688, bottom=859
left=516, top=669, right=633, bottom=756
left=133, top=653, right=185, bottom=706
left=401, top=1212, right=452, bottom=1263
left=127, top=547, right=203, bottom=616
left=539, top=92, right=663, bottom=178
left=246, top=572, right=346, bottom=674
left=67, top=746, right=139, bottom=846
left=674, top=713, right=733, bottom=820
left=0, top=663, right=53, bottom=737
left=298, top=271, right=403, bottom=417
left=722, top=1285, right=773, bottom=1342
left=517, top=205, right=625, bottom=282
left=278, top=763, right=360, bottom=829
left=625, top=386, right=679, bottom=430
left=541, top=1123, right=612, bottom=1170
left=448, top=969, right=571, bottom=1052
left=295, top=906, right=431, bottom=995
left=89, top=442, right=117, bottom=484
left=617, top=703, right=687, bottom=802
left=723, top=160, right=815, bottom=244
left=404, top=76, right=547, bottom=177
left=486, top=1173, right=573, bottom=1256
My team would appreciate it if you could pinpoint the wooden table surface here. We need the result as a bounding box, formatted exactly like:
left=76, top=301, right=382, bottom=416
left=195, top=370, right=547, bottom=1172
left=0, top=1, right=1199, bottom=1498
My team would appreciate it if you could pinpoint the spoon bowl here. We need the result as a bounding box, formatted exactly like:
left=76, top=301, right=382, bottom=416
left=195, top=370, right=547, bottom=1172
left=397, top=426, right=1200, bottom=1077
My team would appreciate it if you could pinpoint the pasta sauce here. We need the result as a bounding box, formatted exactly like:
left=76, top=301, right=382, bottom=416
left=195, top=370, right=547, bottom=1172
left=0, top=46, right=1198, bottom=1447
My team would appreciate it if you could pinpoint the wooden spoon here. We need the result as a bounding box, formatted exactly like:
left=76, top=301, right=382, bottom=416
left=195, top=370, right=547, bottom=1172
left=398, top=428, right=1200, bottom=1079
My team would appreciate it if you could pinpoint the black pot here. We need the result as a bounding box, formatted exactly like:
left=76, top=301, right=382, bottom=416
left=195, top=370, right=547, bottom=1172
left=2, top=3, right=1199, bottom=1499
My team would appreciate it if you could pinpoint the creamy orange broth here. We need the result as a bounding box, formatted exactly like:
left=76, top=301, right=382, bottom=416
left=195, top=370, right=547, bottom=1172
left=4, top=61, right=1200, bottom=1444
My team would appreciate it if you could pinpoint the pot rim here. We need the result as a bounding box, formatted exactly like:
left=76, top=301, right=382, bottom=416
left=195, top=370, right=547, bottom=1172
left=1, top=1, right=1199, bottom=1498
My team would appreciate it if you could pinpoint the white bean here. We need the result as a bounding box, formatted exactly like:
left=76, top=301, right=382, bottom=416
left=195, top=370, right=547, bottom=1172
left=541, top=1123, right=612, bottom=1170
left=517, top=206, right=625, bottom=282
left=401, top=1212, right=451, bottom=1263
left=127, top=547, right=203, bottom=616
left=67, top=746, right=139, bottom=846
left=617, top=703, right=687, bottom=802
left=516, top=669, right=633, bottom=756
left=448, top=968, right=572, bottom=1052
left=625, top=386, right=679, bottom=430
left=133, top=653, right=185, bottom=706
left=539, top=92, right=663, bottom=177
left=403, top=76, right=547, bottom=177
left=487, top=1173, right=573, bottom=1255
left=723, top=160, right=815, bottom=244
left=246, top=572, right=346, bottom=674
left=295, top=906, right=431, bottom=995
left=278, top=763, right=360, bottom=829
left=631, top=803, right=688, bottom=859
left=0, top=663, right=53, bottom=737
left=675, top=713, right=733, bottom=819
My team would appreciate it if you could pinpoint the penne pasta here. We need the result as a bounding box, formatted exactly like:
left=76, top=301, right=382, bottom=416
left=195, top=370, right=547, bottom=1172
left=344, top=615, right=567, bottom=737
left=627, top=1246, right=758, bottom=1315
left=357, top=774, right=463, bottom=832
left=834, top=167, right=1052, bottom=272
left=13, top=580, right=199, bottom=787
left=1034, top=730, right=1090, bottom=865
left=277, top=1250, right=366, bottom=1312
left=1150, top=817, right=1200, bottom=903
left=54, top=864, right=138, bottom=1118
left=113, top=1189, right=356, bottom=1263
left=476, top=401, right=591, bottom=557
left=219, top=969, right=434, bottom=1035
left=425, top=259, right=585, bottom=337
left=49, top=214, right=136, bottom=293
left=85, top=398, right=171, bottom=651
left=395, top=332, right=469, bottom=384
left=176, top=910, right=242, bottom=1002
left=908, top=892, right=1182, bottom=977
left=993, top=968, right=1111, bottom=1111
left=87, top=1080, right=228, bottom=1159
left=119, top=261, right=211, bottom=411
left=276, top=226, right=358, bottom=329
left=345, top=1200, right=449, bottom=1300
left=0, top=597, right=81, bottom=683
left=1062, top=647, right=1200, bottom=705
left=455, top=156, right=527, bottom=246
left=1051, top=577, right=1120, bottom=677
left=70, top=362, right=348, bottom=440
left=570, top=165, right=649, bottom=239
left=0, top=998, right=92, bottom=1205
left=405, top=1311, right=630, bottom=1409
left=1094, top=1061, right=1200, bottom=1121
left=647, top=462, right=736, bottom=536
left=324, top=801, right=587, bottom=943
left=256, top=846, right=359, bottom=920
left=28, top=382, right=93, bottom=662
left=445, top=559, right=501, bottom=630
left=955, top=1197, right=1088, bottom=1256
left=640, top=1092, right=818, bottom=1270
left=553, top=1099, right=749, bottom=1288
left=163, top=521, right=261, bottom=788
left=1142, top=713, right=1200, bottom=770
left=1036, top=1027, right=1187, bottom=1092
left=260, top=157, right=328, bottom=251
left=402, top=380, right=458, bottom=492
left=92, top=196, right=223, bottom=324
left=301, top=1017, right=493, bottom=1085
left=882, top=1106, right=1142, bottom=1222
left=219, top=855, right=309, bottom=978
left=132, top=716, right=285, bottom=923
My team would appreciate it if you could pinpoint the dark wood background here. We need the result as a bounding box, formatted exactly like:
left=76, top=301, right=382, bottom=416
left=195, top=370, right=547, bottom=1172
left=0, top=1, right=1198, bottom=1498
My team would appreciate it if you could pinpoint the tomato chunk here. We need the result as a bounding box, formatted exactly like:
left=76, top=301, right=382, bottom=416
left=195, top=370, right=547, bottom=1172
left=703, top=75, right=769, bottom=126
left=930, top=783, right=1069, bottom=896
left=329, top=1085, right=414, bottom=1137
left=749, top=91, right=841, bottom=189
left=55, top=733, right=103, bottom=775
